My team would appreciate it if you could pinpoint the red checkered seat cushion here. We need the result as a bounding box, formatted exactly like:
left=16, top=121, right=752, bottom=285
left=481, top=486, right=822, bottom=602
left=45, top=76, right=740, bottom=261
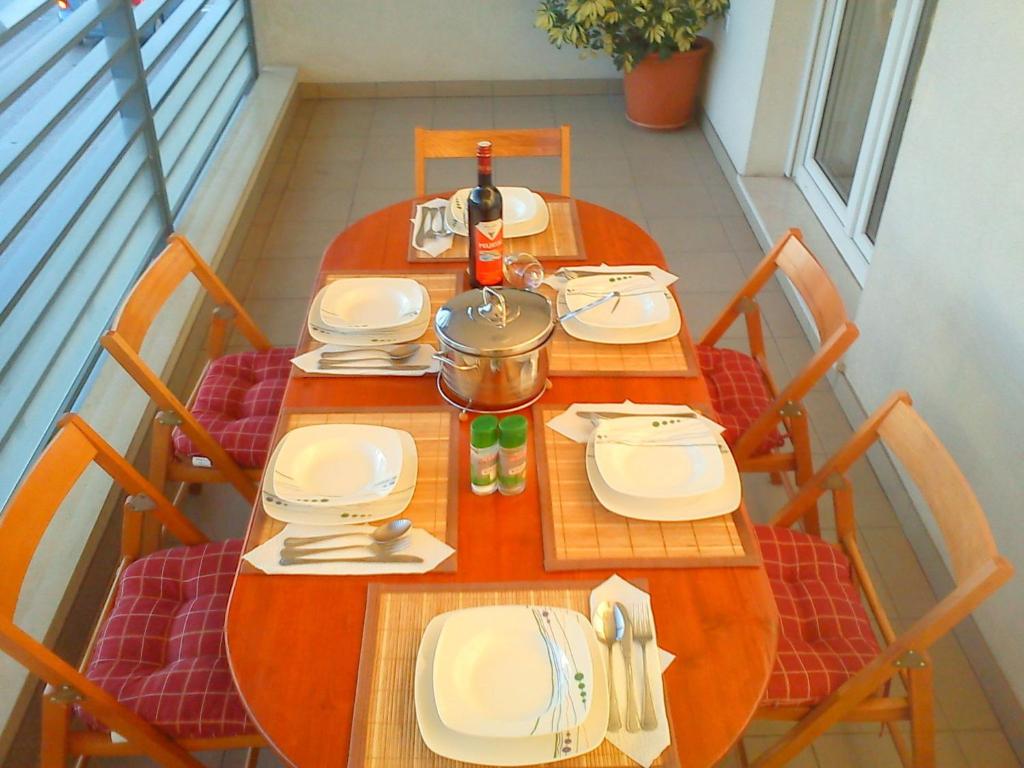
left=697, top=345, right=785, bottom=453
left=756, top=525, right=881, bottom=706
left=79, top=540, right=254, bottom=738
left=172, top=347, right=293, bottom=468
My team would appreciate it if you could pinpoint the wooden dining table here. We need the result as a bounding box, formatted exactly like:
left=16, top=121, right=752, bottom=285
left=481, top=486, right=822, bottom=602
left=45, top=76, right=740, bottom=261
left=226, top=194, right=778, bottom=768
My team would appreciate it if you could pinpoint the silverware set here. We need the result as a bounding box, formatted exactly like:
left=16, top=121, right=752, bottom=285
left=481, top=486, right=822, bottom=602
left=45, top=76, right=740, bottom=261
left=414, top=206, right=454, bottom=249
left=277, top=518, right=416, bottom=566
left=314, top=344, right=432, bottom=372
left=556, top=267, right=654, bottom=280
left=595, top=601, right=659, bottom=732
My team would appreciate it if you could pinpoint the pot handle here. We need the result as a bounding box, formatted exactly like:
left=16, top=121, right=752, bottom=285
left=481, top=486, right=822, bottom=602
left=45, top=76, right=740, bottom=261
left=433, top=353, right=478, bottom=372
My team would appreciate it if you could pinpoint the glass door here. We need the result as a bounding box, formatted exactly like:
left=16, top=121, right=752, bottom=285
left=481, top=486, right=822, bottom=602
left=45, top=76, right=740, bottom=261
left=794, top=0, right=933, bottom=283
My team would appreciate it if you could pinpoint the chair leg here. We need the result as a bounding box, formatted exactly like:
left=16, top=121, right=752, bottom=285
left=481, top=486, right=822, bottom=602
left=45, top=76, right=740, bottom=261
left=41, top=693, right=71, bottom=768
left=790, top=413, right=818, bottom=536
left=244, top=747, right=260, bottom=768
left=909, top=664, right=936, bottom=767
left=145, top=415, right=174, bottom=553
left=769, top=472, right=783, bottom=486
left=736, top=738, right=750, bottom=767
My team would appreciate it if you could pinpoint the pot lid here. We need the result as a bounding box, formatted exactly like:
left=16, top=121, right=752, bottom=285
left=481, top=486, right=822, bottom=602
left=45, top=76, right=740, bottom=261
left=435, top=286, right=554, bottom=357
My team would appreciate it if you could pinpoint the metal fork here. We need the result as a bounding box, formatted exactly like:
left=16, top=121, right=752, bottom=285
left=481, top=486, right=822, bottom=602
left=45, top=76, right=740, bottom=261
left=632, top=604, right=658, bottom=731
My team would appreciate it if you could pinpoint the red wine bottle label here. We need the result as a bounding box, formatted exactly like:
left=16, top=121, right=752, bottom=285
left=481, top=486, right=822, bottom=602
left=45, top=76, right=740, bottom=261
left=473, top=219, right=503, bottom=285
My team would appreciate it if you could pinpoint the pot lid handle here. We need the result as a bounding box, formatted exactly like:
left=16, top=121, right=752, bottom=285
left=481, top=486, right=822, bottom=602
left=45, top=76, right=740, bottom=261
left=476, top=285, right=519, bottom=327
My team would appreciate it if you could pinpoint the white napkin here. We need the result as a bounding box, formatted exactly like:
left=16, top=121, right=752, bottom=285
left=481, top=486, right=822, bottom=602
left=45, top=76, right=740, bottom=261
left=543, top=263, right=679, bottom=291
left=590, top=575, right=674, bottom=768
left=546, top=401, right=723, bottom=444
left=243, top=523, right=454, bottom=575
left=291, top=344, right=440, bottom=377
left=411, top=198, right=453, bottom=257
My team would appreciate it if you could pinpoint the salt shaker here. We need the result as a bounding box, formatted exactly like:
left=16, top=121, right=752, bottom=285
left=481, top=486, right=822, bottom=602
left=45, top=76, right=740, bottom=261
left=497, top=415, right=528, bottom=495
left=470, top=415, right=499, bottom=495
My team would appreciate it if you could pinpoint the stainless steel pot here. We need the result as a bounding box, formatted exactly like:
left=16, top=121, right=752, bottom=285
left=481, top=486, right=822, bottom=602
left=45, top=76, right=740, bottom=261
left=434, top=286, right=554, bottom=411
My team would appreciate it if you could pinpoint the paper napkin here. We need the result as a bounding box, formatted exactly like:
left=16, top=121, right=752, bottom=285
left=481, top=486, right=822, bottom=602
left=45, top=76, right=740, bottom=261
left=243, top=524, right=454, bottom=575
left=291, top=344, right=440, bottom=376
left=546, top=401, right=723, bottom=444
left=590, top=574, right=674, bottom=768
left=543, top=263, right=679, bottom=291
left=411, top=198, right=453, bottom=257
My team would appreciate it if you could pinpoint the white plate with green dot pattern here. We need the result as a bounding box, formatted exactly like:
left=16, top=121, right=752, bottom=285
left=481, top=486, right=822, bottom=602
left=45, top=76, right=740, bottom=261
left=416, top=606, right=608, bottom=764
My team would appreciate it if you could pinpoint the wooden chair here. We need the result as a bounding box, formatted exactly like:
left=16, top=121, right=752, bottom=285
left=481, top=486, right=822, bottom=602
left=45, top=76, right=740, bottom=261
left=698, top=228, right=859, bottom=534
left=101, top=234, right=293, bottom=524
left=743, top=392, right=1014, bottom=767
left=0, top=414, right=263, bottom=768
left=414, top=125, right=572, bottom=196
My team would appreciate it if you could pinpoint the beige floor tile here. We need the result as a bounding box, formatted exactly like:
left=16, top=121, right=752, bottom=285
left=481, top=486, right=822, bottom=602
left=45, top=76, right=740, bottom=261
left=273, top=184, right=354, bottom=225
left=677, top=292, right=747, bottom=341
left=954, top=730, right=1019, bottom=767
left=573, top=152, right=634, bottom=187
left=492, top=156, right=562, bottom=193
left=929, top=633, right=1003, bottom=731
left=774, top=334, right=816, bottom=378
left=572, top=184, right=644, bottom=221
left=183, top=482, right=251, bottom=541
left=570, top=130, right=626, bottom=158
left=648, top=215, right=731, bottom=254
left=425, top=156, right=478, bottom=192
left=241, top=298, right=310, bottom=346
left=756, top=290, right=809, bottom=339
left=356, top=157, right=414, bottom=191
left=636, top=181, right=718, bottom=219
left=744, top=735, right=820, bottom=767
left=261, top=219, right=344, bottom=261
left=363, top=129, right=414, bottom=160
left=226, top=257, right=257, bottom=298
left=349, top=186, right=412, bottom=221
left=812, top=732, right=904, bottom=767
left=289, top=154, right=362, bottom=191
left=861, top=527, right=938, bottom=619
left=664, top=251, right=747, bottom=293
left=306, top=99, right=374, bottom=137
left=720, top=213, right=762, bottom=253
left=628, top=151, right=699, bottom=186
left=431, top=96, right=494, bottom=129
left=247, top=258, right=322, bottom=300
left=293, top=131, right=366, bottom=164
left=369, top=97, right=434, bottom=134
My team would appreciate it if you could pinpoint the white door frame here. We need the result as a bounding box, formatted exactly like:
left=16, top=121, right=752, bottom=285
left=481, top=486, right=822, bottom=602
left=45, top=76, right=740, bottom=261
left=791, top=0, right=927, bottom=285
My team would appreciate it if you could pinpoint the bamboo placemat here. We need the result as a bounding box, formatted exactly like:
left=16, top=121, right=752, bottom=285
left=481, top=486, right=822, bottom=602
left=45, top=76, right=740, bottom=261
left=243, top=406, right=458, bottom=572
left=295, top=271, right=460, bottom=374
left=407, top=200, right=586, bottom=263
left=349, top=581, right=680, bottom=768
left=532, top=405, right=759, bottom=571
left=542, top=287, right=698, bottom=378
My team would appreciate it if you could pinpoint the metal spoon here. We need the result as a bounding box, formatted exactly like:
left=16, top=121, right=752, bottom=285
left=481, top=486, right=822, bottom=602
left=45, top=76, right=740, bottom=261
left=280, top=536, right=412, bottom=559
left=282, top=518, right=413, bottom=548
left=319, top=344, right=419, bottom=361
left=594, top=601, right=625, bottom=732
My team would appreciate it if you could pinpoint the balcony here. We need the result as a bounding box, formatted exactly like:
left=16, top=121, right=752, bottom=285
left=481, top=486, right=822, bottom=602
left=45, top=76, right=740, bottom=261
left=0, top=1, right=1019, bottom=768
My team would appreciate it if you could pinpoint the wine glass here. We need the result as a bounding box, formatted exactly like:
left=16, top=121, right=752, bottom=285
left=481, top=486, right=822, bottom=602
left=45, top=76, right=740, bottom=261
left=503, top=252, right=544, bottom=291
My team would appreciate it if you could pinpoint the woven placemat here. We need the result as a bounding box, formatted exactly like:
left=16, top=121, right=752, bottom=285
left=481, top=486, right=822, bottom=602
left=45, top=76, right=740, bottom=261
left=349, top=581, right=680, bottom=768
left=296, top=271, right=460, bottom=363
left=408, top=200, right=586, bottom=263
left=532, top=405, right=759, bottom=571
left=542, top=287, right=698, bottom=378
left=244, top=406, right=459, bottom=572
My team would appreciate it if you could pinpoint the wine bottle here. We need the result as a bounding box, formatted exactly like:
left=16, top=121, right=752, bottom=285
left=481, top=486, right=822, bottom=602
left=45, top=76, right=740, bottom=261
left=467, top=141, right=503, bottom=288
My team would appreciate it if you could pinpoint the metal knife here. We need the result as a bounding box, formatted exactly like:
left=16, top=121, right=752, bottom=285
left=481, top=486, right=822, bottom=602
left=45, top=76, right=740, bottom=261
left=278, top=553, right=424, bottom=566
left=616, top=600, right=642, bottom=732
left=576, top=410, right=702, bottom=422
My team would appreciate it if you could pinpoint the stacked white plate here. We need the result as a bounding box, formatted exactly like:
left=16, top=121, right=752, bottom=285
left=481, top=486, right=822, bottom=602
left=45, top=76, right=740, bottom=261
left=585, top=415, right=741, bottom=521
left=415, top=605, right=608, bottom=765
left=308, top=277, right=431, bottom=346
left=446, top=186, right=550, bottom=238
left=558, top=274, right=681, bottom=344
left=261, top=423, right=417, bottom=525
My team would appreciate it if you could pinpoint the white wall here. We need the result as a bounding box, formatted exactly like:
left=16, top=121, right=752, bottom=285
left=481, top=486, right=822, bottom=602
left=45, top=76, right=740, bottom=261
left=846, top=0, right=1024, bottom=699
left=702, top=0, right=776, bottom=172
left=250, top=0, right=619, bottom=83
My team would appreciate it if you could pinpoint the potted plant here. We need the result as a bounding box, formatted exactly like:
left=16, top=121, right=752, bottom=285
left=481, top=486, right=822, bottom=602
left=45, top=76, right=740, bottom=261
left=535, top=0, right=730, bottom=130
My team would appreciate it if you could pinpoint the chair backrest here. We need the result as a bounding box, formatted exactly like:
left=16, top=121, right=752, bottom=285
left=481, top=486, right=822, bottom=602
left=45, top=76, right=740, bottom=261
left=414, top=126, right=572, bottom=196
left=0, top=415, right=207, bottom=765
left=774, top=392, right=1013, bottom=650
left=702, top=229, right=860, bottom=458
left=101, top=234, right=268, bottom=500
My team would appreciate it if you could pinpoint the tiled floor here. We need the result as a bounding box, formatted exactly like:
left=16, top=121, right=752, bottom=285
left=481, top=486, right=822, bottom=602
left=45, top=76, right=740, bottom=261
left=103, top=94, right=1016, bottom=767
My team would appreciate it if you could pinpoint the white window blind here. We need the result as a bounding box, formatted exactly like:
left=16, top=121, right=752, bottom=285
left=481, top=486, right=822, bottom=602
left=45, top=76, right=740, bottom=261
left=0, top=0, right=256, bottom=507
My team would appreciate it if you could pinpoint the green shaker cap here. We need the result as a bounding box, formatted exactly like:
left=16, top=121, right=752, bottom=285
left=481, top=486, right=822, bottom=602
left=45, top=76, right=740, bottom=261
left=498, top=414, right=528, bottom=448
left=471, top=415, right=499, bottom=448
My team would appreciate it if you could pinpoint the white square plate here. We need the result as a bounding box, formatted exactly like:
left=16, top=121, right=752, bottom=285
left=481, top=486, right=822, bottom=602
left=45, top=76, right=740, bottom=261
left=432, top=605, right=593, bottom=739
left=320, top=277, right=424, bottom=331
left=563, top=275, right=670, bottom=330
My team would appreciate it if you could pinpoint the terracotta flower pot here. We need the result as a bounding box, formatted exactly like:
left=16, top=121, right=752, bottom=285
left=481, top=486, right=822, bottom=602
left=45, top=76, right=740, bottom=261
left=623, top=37, right=712, bottom=131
